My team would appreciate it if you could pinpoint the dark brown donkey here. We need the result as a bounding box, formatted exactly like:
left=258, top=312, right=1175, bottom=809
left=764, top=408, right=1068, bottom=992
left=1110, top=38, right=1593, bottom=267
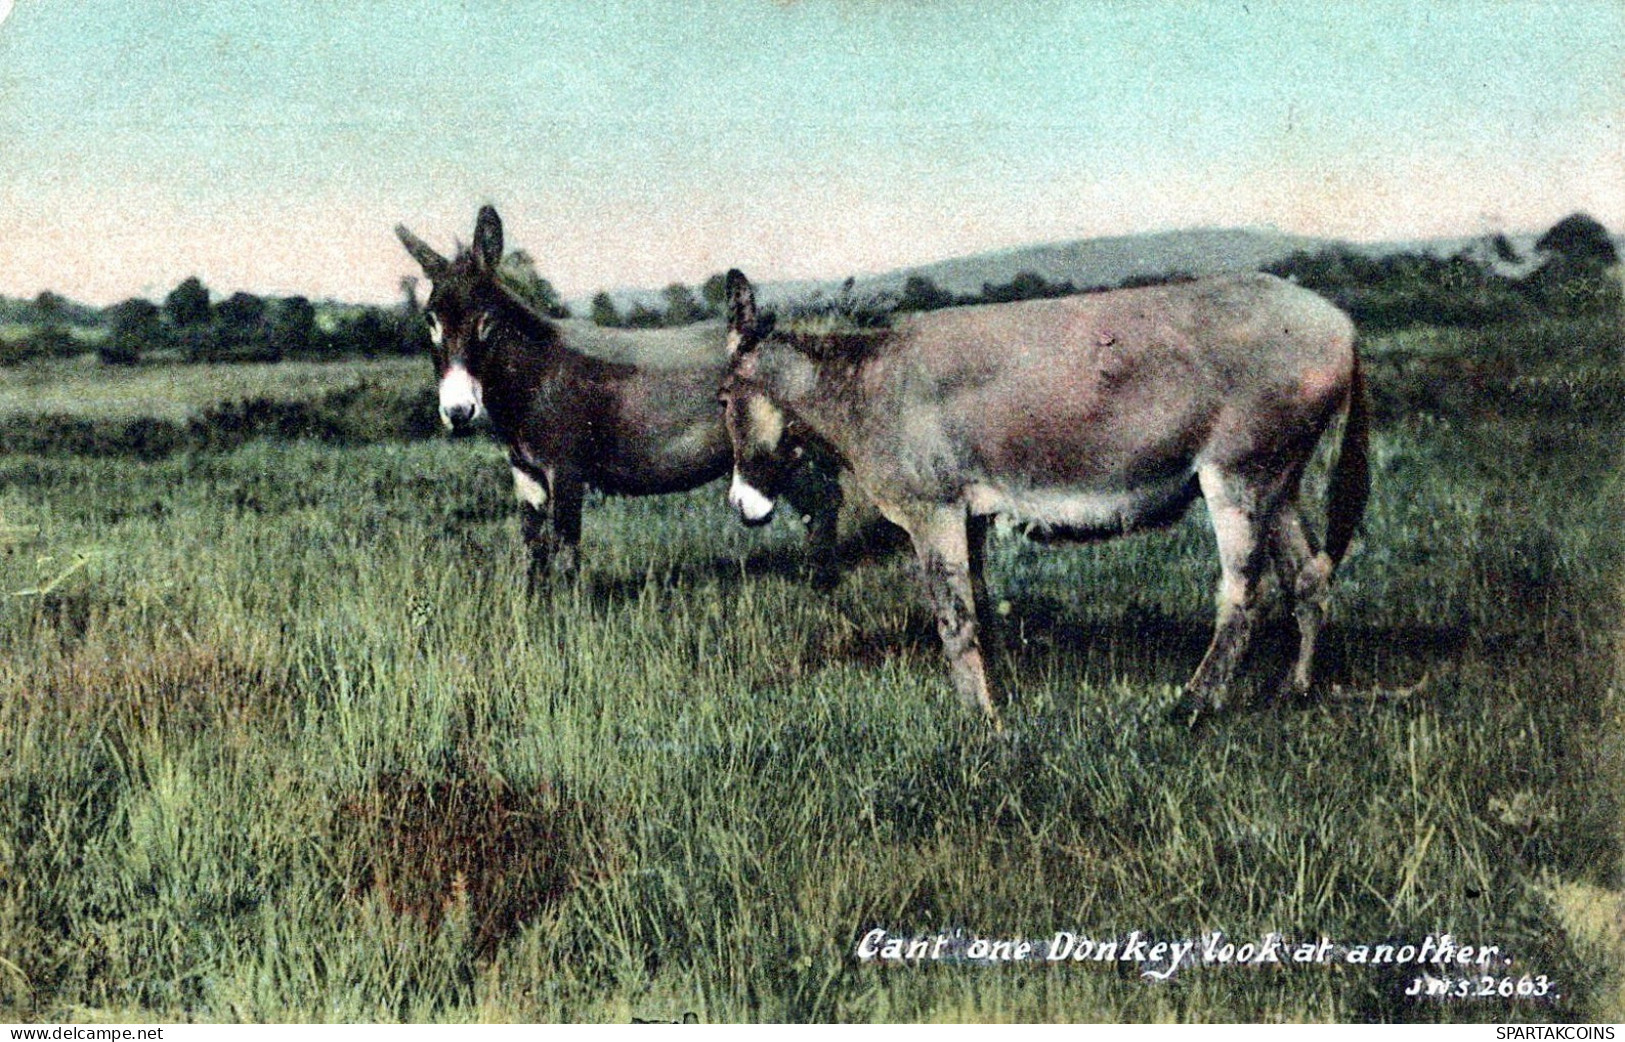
left=396, top=207, right=841, bottom=590
left=719, top=269, right=1368, bottom=725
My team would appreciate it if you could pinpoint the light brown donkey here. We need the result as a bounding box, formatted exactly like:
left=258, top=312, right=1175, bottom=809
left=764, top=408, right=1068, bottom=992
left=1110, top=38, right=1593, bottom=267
left=718, top=269, right=1368, bottom=725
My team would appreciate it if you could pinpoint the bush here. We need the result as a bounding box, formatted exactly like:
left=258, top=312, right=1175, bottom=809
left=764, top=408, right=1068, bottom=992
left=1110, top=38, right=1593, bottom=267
left=979, top=270, right=1079, bottom=303
left=189, top=382, right=440, bottom=451
left=776, top=278, right=896, bottom=331
left=0, top=413, right=186, bottom=461
left=0, top=381, right=439, bottom=459
left=0, top=336, right=44, bottom=366
left=1267, top=248, right=1537, bottom=331
left=895, top=275, right=955, bottom=313
left=101, top=298, right=163, bottom=366
left=323, top=308, right=425, bottom=359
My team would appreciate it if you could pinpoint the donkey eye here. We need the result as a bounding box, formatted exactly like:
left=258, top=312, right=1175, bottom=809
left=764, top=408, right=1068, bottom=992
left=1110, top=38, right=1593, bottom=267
left=424, top=313, right=443, bottom=345
left=476, top=313, right=494, bottom=341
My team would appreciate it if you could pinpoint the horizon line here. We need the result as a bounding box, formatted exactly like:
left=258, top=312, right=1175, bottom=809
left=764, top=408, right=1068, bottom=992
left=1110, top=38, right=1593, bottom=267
left=3, top=215, right=1617, bottom=312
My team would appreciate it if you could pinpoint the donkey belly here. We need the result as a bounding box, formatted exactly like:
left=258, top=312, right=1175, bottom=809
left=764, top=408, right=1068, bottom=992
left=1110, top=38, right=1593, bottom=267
left=590, top=457, right=731, bottom=497
left=965, top=472, right=1200, bottom=541
left=580, top=420, right=732, bottom=496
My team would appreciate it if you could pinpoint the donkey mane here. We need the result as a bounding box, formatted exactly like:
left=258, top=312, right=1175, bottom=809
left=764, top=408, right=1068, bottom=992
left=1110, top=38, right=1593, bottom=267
left=768, top=323, right=896, bottom=366
left=554, top=318, right=728, bottom=371
left=451, top=250, right=726, bottom=372
left=759, top=282, right=898, bottom=366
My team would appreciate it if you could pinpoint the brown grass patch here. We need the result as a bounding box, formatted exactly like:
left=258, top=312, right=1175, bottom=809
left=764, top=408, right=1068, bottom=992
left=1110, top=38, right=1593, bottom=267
left=13, top=640, right=287, bottom=740
left=337, top=748, right=611, bottom=956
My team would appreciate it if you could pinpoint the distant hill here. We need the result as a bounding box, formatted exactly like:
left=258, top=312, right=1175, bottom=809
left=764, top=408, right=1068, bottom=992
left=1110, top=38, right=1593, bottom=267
left=854, top=226, right=1326, bottom=298
left=570, top=225, right=1622, bottom=316
left=570, top=227, right=1326, bottom=314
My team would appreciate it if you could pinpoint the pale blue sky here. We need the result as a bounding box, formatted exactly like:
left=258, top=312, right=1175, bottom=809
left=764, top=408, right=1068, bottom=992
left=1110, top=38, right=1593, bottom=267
left=0, top=1, right=1619, bottom=304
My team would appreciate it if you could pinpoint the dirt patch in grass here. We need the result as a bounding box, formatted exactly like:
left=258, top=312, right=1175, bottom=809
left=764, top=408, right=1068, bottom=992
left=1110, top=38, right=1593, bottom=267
left=337, top=748, right=614, bottom=957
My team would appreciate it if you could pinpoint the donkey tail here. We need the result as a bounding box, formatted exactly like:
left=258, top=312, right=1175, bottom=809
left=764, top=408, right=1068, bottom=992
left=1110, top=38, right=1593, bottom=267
left=1324, top=351, right=1369, bottom=567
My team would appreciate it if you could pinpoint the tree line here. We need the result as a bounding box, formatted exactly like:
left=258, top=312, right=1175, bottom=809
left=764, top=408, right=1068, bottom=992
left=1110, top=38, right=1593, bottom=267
left=0, top=248, right=573, bottom=367
left=585, top=275, right=728, bottom=329
left=1263, top=213, right=1620, bottom=331
left=0, top=212, right=1615, bottom=367
left=0, top=278, right=430, bottom=367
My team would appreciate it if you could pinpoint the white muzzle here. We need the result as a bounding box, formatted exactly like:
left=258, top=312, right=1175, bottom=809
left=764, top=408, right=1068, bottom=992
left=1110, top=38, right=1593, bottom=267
left=728, top=469, right=775, bottom=524
left=438, top=365, right=484, bottom=429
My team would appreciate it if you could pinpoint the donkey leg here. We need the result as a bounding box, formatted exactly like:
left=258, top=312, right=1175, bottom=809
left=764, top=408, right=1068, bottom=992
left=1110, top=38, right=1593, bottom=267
left=514, top=464, right=583, bottom=593
left=782, top=458, right=843, bottom=591
left=967, top=512, right=993, bottom=623
left=1177, top=466, right=1277, bottom=721
left=906, top=505, right=999, bottom=723
left=1269, top=502, right=1334, bottom=701
left=963, top=512, right=1009, bottom=693
left=549, top=472, right=585, bottom=583
left=513, top=463, right=554, bottom=597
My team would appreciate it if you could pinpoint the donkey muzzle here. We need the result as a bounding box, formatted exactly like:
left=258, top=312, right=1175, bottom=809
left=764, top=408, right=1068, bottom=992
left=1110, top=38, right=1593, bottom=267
left=441, top=403, right=477, bottom=431
left=728, top=470, right=776, bottom=526
left=438, top=366, right=484, bottom=432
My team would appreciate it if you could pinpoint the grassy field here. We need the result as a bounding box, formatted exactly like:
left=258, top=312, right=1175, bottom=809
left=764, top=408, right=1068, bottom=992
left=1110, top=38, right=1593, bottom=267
left=1, top=314, right=1622, bottom=1022
left=0, top=356, right=425, bottom=422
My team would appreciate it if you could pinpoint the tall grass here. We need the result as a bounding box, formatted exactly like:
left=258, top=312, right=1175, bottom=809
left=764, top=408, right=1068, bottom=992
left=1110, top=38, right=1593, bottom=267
left=0, top=314, right=1621, bottom=1022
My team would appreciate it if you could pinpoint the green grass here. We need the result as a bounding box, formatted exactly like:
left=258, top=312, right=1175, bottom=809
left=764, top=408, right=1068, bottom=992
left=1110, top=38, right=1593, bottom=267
left=0, top=314, right=1622, bottom=1022
left=0, top=356, right=425, bottom=422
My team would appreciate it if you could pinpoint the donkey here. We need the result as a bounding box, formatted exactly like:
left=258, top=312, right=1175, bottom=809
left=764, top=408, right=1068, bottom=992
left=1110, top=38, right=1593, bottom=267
left=395, top=207, right=842, bottom=591
left=719, top=269, right=1368, bottom=725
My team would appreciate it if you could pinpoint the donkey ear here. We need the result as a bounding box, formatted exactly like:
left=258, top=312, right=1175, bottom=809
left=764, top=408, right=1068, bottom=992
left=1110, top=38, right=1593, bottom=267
left=726, top=269, right=758, bottom=344
left=396, top=225, right=450, bottom=279
left=472, top=206, right=504, bottom=273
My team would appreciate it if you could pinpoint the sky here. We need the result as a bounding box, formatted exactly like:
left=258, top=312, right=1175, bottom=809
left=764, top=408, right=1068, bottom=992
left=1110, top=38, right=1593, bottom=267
left=0, top=0, right=1620, bottom=306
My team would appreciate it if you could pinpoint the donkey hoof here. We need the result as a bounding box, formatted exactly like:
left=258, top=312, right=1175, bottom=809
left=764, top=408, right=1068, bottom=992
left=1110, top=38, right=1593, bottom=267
left=1265, top=676, right=1316, bottom=711
left=526, top=562, right=582, bottom=599
left=1166, top=691, right=1216, bottom=730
